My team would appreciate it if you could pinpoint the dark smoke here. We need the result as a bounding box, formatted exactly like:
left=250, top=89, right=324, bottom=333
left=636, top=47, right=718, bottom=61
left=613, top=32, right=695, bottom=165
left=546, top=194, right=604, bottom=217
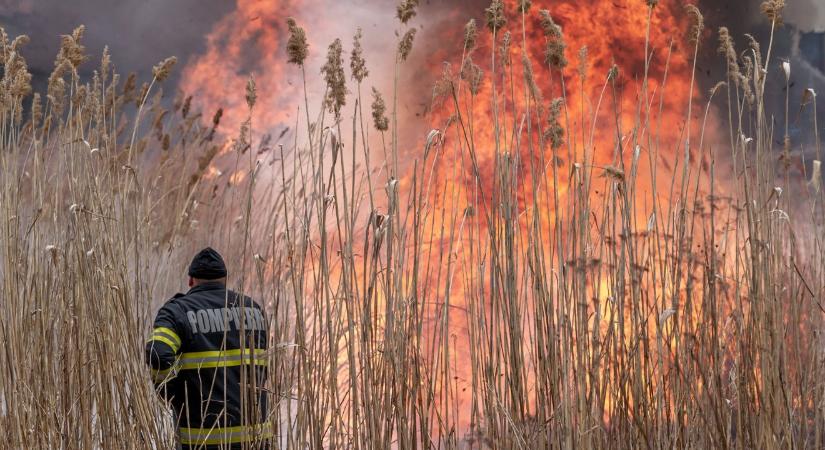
left=0, top=0, right=233, bottom=92
left=3, top=0, right=823, bottom=159
left=699, top=0, right=825, bottom=160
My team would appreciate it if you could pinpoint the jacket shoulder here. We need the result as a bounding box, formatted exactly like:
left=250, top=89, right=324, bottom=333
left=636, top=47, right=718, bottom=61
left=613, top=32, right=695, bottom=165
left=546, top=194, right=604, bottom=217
left=162, top=293, right=187, bottom=306
left=153, top=293, right=189, bottom=332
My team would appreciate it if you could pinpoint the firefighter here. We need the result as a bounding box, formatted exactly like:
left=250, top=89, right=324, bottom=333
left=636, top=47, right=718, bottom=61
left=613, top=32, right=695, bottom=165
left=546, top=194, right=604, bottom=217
left=146, top=247, right=270, bottom=449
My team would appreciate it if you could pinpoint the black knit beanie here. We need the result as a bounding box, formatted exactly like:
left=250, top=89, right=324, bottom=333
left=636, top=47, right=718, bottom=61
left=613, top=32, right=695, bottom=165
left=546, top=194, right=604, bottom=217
left=188, top=247, right=227, bottom=280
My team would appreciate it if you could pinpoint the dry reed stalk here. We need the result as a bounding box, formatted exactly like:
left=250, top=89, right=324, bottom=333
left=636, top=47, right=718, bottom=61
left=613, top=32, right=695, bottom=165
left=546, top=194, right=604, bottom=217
left=1, top=3, right=824, bottom=449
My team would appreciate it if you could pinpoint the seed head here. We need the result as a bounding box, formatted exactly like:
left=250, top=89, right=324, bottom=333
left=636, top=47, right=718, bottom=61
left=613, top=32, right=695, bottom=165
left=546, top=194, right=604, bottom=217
left=485, top=0, right=506, bottom=33
left=31, top=93, right=42, bottom=130
left=545, top=40, right=567, bottom=69
left=101, top=45, right=111, bottom=83
left=397, top=0, right=419, bottom=24
left=152, top=56, right=177, bottom=82
left=608, top=64, right=619, bottom=82
left=518, top=0, right=532, bottom=13
left=213, top=108, right=223, bottom=127
left=740, top=55, right=756, bottom=105
left=13, top=67, right=32, bottom=99
left=350, top=28, right=369, bottom=83
left=499, top=31, right=512, bottom=66
left=4, top=44, right=32, bottom=124
left=522, top=54, right=543, bottom=105
left=72, top=84, right=88, bottom=110
left=286, top=18, right=308, bottom=66
left=539, top=10, right=563, bottom=39
left=182, top=95, right=192, bottom=118
left=398, top=28, right=417, bottom=62
left=371, top=87, right=389, bottom=132
left=207, top=108, right=223, bottom=141
left=539, top=10, right=567, bottom=69
left=647, top=0, right=658, bottom=7
left=685, top=5, right=704, bottom=44
left=56, top=25, right=87, bottom=69
left=122, top=72, right=136, bottom=101
left=9, top=34, right=28, bottom=54
left=135, top=81, right=149, bottom=107
left=321, top=38, right=348, bottom=116
left=545, top=98, right=565, bottom=149
left=464, top=19, right=478, bottom=51
left=577, top=46, right=588, bottom=79
left=7, top=49, right=32, bottom=98
left=236, top=119, right=250, bottom=152
left=47, top=59, right=72, bottom=115
left=431, top=62, right=455, bottom=105
left=718, top=27, right=742, bottom=85
left=743, top=34, right=765, bottom=89
left=760, top=0, right=785, bottom=25
left=245, top=74, right=257, bottom=109
left=461, top=57, right=484, bottom=95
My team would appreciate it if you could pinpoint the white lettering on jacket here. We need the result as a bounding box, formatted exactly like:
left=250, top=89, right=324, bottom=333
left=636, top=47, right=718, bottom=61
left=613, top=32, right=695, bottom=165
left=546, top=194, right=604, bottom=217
left=188, top=307, right=267, bottom=334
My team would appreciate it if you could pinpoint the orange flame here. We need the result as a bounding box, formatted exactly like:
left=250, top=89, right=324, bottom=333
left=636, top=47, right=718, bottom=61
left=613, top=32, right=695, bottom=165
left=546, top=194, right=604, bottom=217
left=180, top=0, right=728, bottom=436
left=425, top=0, right=714, bottom=215
left=180, top=0, right=309, bottom=137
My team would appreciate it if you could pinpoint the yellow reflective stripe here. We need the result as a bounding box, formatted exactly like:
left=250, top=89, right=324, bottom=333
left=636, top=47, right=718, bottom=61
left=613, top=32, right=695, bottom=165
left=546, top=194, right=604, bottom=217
left=153, top=327, right=181, bottom=347
left=147, top=335, right=179, bottom=353
left=178, top=358, right=267, bottom=370
left=180, top=348, right=267, bottom=358
left=179, top=423, right=272, bottom=445
left=178, top=348, right=267, bottom=370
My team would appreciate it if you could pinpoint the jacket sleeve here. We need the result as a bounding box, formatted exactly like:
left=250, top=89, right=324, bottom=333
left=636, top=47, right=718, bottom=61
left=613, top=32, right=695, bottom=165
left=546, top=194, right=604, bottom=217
left=145, top=301, right=185, bottom=385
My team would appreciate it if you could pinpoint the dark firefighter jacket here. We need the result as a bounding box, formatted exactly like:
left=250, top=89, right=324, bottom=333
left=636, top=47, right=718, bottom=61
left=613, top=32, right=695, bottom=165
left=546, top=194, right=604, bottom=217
left=146, top=281, right=269, bottom=449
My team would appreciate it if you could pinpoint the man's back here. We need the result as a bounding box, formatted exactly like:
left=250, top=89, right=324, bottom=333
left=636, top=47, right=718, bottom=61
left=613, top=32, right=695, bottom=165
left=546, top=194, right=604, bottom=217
left=146, top=281, right=269, bottom=449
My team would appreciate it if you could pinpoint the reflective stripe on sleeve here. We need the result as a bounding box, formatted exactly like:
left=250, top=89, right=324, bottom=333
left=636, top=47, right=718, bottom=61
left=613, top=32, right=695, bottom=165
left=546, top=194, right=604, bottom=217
left=153, top=327, right=182, bottom=346
left=147, top=327, right=182, bottom=353
left=178, top=348, right=268, bottom=370
left=179, top=422, right=272, bottom=445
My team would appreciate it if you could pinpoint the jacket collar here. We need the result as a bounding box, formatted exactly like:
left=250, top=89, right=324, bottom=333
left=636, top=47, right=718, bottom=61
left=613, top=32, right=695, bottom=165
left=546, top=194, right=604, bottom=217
left=187, top=281, right=226, bottom=295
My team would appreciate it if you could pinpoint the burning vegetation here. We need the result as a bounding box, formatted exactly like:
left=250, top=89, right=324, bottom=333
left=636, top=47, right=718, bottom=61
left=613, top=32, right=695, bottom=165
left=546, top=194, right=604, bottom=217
left=1, top=0, right=825, bottom=448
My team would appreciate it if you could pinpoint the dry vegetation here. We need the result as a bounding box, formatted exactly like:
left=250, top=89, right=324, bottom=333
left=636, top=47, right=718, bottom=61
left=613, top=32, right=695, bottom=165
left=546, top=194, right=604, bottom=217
left=1, top=0, right=824, bottom=449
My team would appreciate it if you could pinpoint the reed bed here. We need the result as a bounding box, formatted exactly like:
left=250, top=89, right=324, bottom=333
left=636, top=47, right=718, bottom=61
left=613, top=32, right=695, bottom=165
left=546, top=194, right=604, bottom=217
left=1, top=1, right=824, bottom=449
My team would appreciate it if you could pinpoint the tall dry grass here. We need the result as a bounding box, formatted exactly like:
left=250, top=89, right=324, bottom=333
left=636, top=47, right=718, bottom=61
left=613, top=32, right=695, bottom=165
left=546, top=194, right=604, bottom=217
left=0, top=1, right=823, bottom=449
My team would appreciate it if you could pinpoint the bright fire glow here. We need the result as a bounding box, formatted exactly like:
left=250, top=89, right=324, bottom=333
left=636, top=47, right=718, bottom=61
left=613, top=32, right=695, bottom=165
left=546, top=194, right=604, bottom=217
left=179, top=0, right=730, bottom=438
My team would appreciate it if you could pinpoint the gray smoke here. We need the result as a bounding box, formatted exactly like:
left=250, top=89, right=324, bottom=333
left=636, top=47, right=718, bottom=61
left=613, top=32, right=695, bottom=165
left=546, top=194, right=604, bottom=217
left=3, top=0, right=822, bottom=150
left=784, top=0, right=825, bottom=33
left=0, top=0, right=233, bottom=90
